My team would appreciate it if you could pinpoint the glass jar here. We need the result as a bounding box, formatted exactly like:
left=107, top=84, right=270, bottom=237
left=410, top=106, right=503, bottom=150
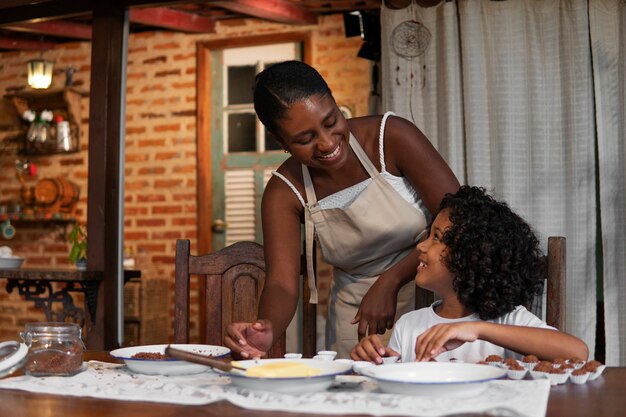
left=20, top=322, right=84, bottom=376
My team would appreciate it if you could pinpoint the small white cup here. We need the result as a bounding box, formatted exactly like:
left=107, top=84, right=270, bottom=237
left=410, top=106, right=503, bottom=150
left=352, top=361, right=375, bottom=374
left=382, top=356, right=400, bottom=364
left=283, top=353, right=303, bottom=359
left=314, top=350, right=337, bottom=361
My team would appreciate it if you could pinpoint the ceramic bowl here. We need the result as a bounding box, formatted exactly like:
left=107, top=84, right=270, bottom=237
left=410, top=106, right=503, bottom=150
left=360, top=362, right=507, bottom=397
left=220, top=358, right=352, bottom=393
left=110, top=344, right=230, bottom=376
left=0, top=257, right=24, bottom=269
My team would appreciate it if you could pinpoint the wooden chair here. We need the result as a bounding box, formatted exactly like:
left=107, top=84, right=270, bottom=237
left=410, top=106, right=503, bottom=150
left=415, top=236, right=566, bottom=329
left=174, top=239, right=317, bottom=358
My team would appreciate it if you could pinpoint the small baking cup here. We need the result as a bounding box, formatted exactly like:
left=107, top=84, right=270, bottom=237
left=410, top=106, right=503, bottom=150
left=568, top=371, right=590, bottom=384
left=547, top=371, right=569, bottom=385
left=567, top=359, right=586, bottom=369
left=522, top=361, right=539, bottom=371
left=529, top=370, right=550, bottom=380
left=506, top=368, right=527, bottom=380
left=587, top=364, right=606, bottom=381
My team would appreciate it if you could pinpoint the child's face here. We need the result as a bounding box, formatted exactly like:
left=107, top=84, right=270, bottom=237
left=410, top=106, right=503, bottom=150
left=415, top=209, right=456, bottom=296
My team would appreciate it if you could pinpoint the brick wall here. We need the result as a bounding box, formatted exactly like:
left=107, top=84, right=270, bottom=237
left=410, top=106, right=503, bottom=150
left=0, top=14, right=371, bottom=346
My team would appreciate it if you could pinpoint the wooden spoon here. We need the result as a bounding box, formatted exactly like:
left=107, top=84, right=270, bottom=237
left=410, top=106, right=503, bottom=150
left=164, top=345, right=246, bottom=374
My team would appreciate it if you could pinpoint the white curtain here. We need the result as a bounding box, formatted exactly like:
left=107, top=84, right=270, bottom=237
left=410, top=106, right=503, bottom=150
left=383, top=0, right=625, bottom=365
left=589, top=0, right=626, bottom=366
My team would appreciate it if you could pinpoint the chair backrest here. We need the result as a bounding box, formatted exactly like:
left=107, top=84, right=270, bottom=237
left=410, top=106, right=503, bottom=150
left=415, top=236, right=566, bottom=330
left=174, top=239, right=317, bottom=358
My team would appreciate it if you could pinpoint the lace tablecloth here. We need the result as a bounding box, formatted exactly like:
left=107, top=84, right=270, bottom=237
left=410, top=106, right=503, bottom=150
left=0, top=361, right=550, bottom=417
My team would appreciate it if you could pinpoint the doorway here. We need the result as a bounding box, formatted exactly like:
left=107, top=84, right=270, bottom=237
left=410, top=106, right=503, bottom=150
left=196, top=33, right=312, bottom=255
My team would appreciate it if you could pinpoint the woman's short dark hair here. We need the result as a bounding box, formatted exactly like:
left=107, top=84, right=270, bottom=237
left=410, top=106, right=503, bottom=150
left=439, top=186, right=544, bottom=320
left=253, top=60, right=333, bottom=136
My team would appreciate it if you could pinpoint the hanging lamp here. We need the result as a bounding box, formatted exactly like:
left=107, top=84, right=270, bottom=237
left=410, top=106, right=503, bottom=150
left=27, top=58, right=54, bottom=89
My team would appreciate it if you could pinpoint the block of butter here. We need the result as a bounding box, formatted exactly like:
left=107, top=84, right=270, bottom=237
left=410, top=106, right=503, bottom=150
left=237, top=361, right=322, bottom=378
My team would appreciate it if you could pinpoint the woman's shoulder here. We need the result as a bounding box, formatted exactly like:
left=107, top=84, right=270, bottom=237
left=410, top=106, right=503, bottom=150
left=273, top=157, right=302, bottom=183
left=348, top=114, right=384, bottom=142
left=265, top=159, right=305, bottom=201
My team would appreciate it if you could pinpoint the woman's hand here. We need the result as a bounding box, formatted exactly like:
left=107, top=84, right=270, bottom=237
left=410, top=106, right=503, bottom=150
left=350, top=334, right=400, bottom=364
left=224, top=319, right=274, bottom=359
left=414, top=322, right=480, bottom=361
left=351, top=277, right=399, bottom=340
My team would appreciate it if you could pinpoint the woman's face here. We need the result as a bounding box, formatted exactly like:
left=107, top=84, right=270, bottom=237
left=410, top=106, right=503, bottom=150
left=274, top=94, right=350, bottom=170
left=415, top=209, right=456, bottom=296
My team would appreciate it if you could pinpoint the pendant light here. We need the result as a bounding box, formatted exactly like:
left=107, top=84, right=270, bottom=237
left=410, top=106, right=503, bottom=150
left=27, top=58, right=54, bottom=89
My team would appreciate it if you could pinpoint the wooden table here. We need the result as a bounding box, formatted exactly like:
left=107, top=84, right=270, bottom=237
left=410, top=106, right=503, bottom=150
left=0, top=352, right=623, bottom=417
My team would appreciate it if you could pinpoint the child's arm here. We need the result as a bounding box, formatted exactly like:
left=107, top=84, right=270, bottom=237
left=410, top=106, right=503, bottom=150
left=414, top=322, right=589, bottom=362
left=350, top=334, right=400, bottom=364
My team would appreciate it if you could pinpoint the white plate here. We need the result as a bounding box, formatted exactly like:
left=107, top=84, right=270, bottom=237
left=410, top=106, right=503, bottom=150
left=219, top=358, right=352, bottom=393
left=0, top=257, right=24, bottom=269
left=361, top=362, right=507, bottom=397
left=110, top=344, right=230, bottom=375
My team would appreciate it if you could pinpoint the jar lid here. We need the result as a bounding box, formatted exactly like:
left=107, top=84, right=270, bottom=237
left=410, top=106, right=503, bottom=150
left=0, top=341, right=28, bottom=378
left=24, top=322, right=81, bottom=334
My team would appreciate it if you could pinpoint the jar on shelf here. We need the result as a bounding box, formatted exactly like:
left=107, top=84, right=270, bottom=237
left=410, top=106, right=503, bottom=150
left=20, top=322, right=84, bottom=376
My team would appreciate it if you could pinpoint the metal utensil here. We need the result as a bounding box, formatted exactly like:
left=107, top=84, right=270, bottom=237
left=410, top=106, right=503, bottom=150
left=164, top=345, right=245, bottom=374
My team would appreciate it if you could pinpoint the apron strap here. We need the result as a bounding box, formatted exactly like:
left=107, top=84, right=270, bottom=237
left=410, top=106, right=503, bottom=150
left=348, top=134, right=384, bottom=180
left=302, top=165, right=319, bottom=304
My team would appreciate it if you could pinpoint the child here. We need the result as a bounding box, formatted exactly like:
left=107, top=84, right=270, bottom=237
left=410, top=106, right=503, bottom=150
left=350, top=186, right=588, bottom=364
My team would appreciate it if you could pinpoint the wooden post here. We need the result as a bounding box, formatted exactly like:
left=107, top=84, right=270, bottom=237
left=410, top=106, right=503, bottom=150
left=86, top=3, right=128, bottom=350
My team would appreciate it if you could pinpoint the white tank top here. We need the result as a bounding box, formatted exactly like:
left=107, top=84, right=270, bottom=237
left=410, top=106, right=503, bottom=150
left=272, top=112, right=428, bottom=218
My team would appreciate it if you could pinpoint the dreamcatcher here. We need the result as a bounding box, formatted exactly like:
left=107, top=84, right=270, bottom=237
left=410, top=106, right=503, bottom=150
left=391, top=16, right=432, bottom=124
left=391, top=20, right=431, bottom=59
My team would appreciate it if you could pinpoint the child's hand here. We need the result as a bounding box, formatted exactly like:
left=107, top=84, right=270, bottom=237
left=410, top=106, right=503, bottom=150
left=414, top=322, right=481, bottom=361
left=350, top=334, right=400, bottom=364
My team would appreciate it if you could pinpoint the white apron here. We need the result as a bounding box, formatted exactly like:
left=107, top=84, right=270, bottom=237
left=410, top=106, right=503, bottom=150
left=302, top=133, right=427, bottom=358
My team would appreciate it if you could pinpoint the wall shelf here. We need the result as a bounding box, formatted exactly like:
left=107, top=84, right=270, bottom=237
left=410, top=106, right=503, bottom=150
left=1, top=212, right=77, bottom=238
left=3, top=87, right=88, bottom=156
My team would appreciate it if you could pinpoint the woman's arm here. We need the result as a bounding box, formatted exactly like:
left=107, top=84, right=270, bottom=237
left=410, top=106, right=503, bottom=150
left=352, top=249, right=421, bottom=338
left=257, top=174, right=304, bottom=338
left=413, top=321, right=589, bottom=362
left=384, top=115, right=460, bottom=213
left=224, top=173, right=304, bottom=358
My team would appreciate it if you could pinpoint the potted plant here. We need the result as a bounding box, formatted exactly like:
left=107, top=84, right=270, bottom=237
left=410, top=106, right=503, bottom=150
left=68, top=224, right=87, bottom=270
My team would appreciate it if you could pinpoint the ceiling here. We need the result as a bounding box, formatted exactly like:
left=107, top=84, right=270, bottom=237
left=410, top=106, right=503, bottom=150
left=0, top=0, right=400, bottom=52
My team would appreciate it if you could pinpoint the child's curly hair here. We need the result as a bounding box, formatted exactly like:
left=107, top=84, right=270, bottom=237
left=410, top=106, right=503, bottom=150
left=439, top=186, right=544, bottom=320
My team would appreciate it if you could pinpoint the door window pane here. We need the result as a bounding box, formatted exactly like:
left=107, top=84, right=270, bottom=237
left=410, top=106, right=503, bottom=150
left=264, top=127, right=282, bottom=151
left=228, top=65, right=255, bottom=105
left=228, top=113, right=256, bottom=152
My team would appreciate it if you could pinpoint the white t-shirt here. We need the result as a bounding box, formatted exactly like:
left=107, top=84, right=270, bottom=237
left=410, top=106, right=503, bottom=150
left=388, top=301, right=556, bottom=363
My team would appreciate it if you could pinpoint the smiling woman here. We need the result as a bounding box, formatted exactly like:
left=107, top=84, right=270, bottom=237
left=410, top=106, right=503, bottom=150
left=224, top=60, right=460, bottom=359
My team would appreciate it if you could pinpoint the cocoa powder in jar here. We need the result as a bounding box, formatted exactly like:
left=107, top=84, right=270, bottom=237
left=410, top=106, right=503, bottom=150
left=21, top=322, right=84, bottom=376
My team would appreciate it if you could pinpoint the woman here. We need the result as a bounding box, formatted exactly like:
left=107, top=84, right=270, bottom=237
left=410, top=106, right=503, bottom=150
left=225, top=61, right=459, bottom=358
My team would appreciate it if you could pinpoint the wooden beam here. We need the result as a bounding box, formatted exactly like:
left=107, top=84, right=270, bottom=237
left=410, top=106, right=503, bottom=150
left=3, top=20, right=92, bottom=39
left=0, top=0, right=58, bottom=8
left=129, top=6, right=215, bottom=33
left=211, top=0, right=318, bottom=25
left=0, top=36, right=56, bottom=50
left=86, top=2, right=128, bottom=351
left=0, top=0, right=94, bottom=25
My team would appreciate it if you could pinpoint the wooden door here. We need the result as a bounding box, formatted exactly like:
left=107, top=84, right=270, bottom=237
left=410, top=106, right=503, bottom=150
left=197, top=33, right=312, bottom=255
left=211, top=43, right=299, bottom=250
